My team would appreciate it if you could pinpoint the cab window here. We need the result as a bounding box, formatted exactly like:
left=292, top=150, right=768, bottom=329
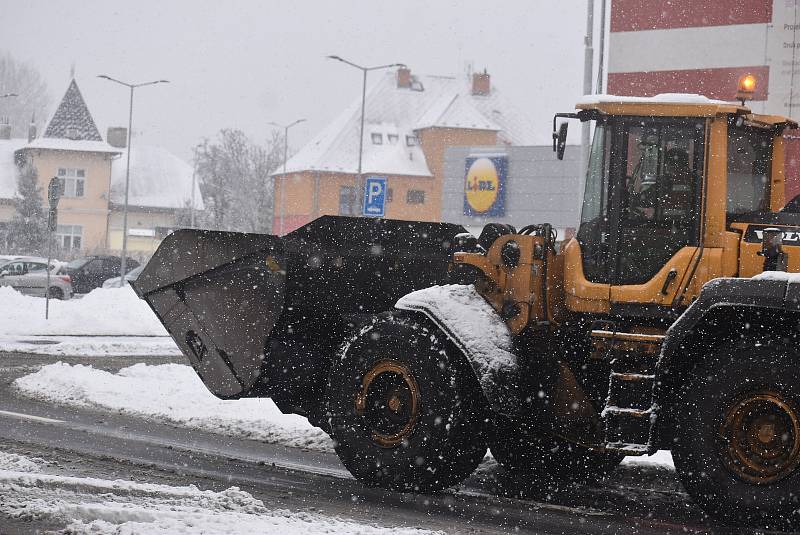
left=727, top=126, right=772, bottom=218
left=622, top=122, right=701, bottom=226
left=614, top=119, right=704, bottom=285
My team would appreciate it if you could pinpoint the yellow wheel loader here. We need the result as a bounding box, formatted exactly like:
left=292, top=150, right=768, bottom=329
left=134, top=93, right=800, bottom=527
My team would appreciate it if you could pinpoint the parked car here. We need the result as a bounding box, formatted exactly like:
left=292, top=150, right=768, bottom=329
left=65, top=256, right=140, bottom=294
left=0, top=257, right=73, bottom=299
left=102, top=264, right=144, bottom=288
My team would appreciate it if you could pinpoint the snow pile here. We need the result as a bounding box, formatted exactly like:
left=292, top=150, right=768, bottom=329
left=0, top=285, right=169, bottom=336
left=753, top=271, right=800, bottom=283
left=0, top=454, right=439, bottom=535
left=14, top=362, right=332, bottom=451
left=621, top=450, right=674, bottom=469
left=578, top=93, right=730, bottom=105
left=0, top=451, right=47, bottom=473
left=396, top=284, right=516, bottom=395
left=0, top=335, right=180, bottom=356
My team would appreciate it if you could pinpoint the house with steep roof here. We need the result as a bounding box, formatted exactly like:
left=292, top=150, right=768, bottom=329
left=271, top=67, right=536, bottom=233
left=0, top=78, right=203, bottom=256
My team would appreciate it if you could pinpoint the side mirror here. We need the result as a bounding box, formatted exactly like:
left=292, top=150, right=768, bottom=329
left=554, top=122, right=568, bottom=160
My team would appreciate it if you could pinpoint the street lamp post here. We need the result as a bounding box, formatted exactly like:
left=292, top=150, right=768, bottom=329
left=97, top=75, right=168, bottom=286
left=268, top=119, right=306, bottom=235
left=326, top=56, right=404, bottom=214
left=190, top=143, right=201, bottom=228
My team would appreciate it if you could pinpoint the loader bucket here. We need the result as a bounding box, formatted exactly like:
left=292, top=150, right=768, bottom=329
left=132, top=229, right=286, bottom=399
left=134, top=216, right=468, bottom=403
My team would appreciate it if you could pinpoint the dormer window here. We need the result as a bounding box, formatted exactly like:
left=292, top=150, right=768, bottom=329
left=406, top=135, right=417, bottom=147
left=65, top=127, right=79, bottom=140
left=387, top=134, right=399, bottom=145
left=371, top=133, right=383, bottom=145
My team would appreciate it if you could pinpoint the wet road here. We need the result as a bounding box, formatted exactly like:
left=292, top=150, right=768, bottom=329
left=0, top=352, right=787, bottom=534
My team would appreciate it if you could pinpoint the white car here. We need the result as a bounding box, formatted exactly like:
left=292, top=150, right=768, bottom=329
left=102, top=264, right=144, bottom=288
left=0, top=257, right=73, bottom=299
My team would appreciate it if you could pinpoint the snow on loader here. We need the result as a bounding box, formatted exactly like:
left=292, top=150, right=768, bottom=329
left=134, top=92, right=800, bottom=528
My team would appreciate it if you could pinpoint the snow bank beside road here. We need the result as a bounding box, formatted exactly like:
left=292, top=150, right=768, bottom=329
left=0, top=286, right=167, bottom=336
left=0, top=452, right=439, bottom=535
left=14, top=361, right=332, bottom=451
left=0, top=335, right=180, bottom=356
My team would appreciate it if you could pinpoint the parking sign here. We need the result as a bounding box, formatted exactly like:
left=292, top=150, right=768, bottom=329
left=362, top=176, right=387, bottom=217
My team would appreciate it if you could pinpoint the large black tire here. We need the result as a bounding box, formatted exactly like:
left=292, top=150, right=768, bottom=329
left=325, top=313, right=488, bottom=492
left=492, top=429, right=623, bottom=484
left=672, top=345, right=800, bottom=528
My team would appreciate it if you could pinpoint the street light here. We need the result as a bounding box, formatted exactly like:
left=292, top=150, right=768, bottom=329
left=268, top=118, right=306, bottom=235
left=98, top=75, right=169, bottom=286
left=326, top=56, right=404, bottom=214
left=190, top=143, right=202, bottom=228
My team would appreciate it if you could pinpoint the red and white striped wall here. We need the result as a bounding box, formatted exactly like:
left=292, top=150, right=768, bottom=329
left=608, top=0, right=800, bottom=200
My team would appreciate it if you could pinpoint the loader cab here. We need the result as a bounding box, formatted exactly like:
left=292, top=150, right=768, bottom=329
left=558, top=95, right=797, bottom=318
left=577, top=116, right=704, bottom=287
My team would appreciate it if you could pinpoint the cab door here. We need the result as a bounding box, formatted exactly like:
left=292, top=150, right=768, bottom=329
left=608, top=118, right=705, bottom=313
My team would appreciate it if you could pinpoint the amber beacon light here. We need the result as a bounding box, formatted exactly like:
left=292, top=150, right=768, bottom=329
left=736, top=73, right=757, bottom=105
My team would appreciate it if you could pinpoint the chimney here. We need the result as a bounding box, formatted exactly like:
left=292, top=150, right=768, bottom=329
left=28, top=114, right=36, bottom=143
left=0, top=118, right=10, bottom=140
left=472, top=69, right=491, bottom=96
left=397, top=67, right=412, bottom=89
left=107, top=126, right=128, bottom=148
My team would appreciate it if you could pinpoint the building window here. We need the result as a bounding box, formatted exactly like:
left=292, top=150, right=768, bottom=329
left=56, top=224, right=82, bottom=249
left=57, top=168, right=86, bottom=197
left=386, top=188, right=393, bottom=203
left=339, top=186, right=358, bottom=215
left=387, top=134, right=399, bottom=145
left=371, top=133, right=383, bottom=145
left=406, top=135, right=417, bottom=146
left=406, top=190, right=425, bottom=204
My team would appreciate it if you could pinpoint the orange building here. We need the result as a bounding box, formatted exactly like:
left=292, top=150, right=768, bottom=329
left=271, top=68, right=535, bottom=234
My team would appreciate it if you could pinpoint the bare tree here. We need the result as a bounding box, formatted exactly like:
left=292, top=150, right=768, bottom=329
left=0, top=52, right=50, bottom=138
left=196, top=129, right=283, bottom=233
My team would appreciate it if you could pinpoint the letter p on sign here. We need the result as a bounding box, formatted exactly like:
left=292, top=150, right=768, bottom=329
left=363, top=176, right=387, bottom=217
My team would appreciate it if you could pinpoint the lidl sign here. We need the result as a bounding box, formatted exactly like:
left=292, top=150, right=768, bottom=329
left=464, top=156, right=506, bottom=217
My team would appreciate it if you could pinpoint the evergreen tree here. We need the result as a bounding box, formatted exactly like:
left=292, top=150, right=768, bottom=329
left=7, top=161, right=47, bottom=254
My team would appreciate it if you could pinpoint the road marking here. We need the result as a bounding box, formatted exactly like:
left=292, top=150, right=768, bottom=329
left=0, top=409, right=63, bottom=424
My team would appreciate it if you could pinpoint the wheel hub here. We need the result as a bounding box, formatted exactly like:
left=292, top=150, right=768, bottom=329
left=719, top=390, right=800, bottom=484
left=355, top=360, right=419, bottom=448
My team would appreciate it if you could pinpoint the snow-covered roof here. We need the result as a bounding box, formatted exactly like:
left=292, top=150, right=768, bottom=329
left=17, top=79, right=121, bottom=155
left=277, top=71, right=536, bottom=177
left=43, top=79, right=104, bottom=142
left=0, top=138, right=27, bottom=200
left=22, top=137, right=121, bottom=154
left=110, top=145, right=204, bottom=210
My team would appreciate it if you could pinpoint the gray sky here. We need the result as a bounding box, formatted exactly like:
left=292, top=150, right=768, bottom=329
left=0, top=1, right=592, bottom=160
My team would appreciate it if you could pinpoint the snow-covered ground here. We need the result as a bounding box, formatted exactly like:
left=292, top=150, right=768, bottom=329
left=0, top=286, right=179, bottom=355
left=0, top=335, right=180, bottom=356
left=0, top=286, right=166, bottom=336
left=14, top=361, right=674, bottom=468
left=0, top=451, right=439, bottom=534
left=14, top=362, right=331, bottom=451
